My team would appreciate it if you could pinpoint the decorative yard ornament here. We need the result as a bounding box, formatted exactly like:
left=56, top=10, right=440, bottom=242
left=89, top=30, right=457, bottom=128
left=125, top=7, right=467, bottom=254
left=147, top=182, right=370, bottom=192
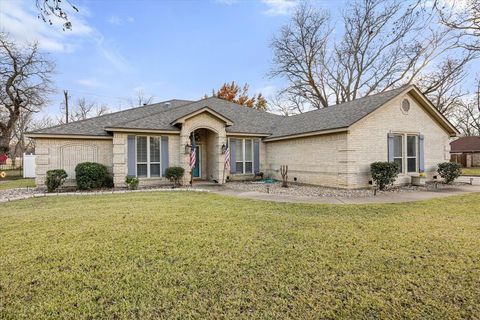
left=280, top=165, right=288, bottom=188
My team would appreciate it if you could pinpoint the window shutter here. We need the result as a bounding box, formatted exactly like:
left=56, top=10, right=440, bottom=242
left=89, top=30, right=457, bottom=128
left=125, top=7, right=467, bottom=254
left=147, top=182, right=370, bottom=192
left=230, top=138, right=236, bottom=173
left=387, top=133, right=394, bottom=162
left=253, top=140, right=260, bottom=173
left=127, top=135, right=136, bottom=177
left=161, top=136, right=169, bottom=176
left=419, top=134, right=425, bottom=172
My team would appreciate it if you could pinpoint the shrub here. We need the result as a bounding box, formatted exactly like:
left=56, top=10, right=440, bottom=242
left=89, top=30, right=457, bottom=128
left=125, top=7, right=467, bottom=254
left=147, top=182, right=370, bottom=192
left=370, top=162, right=399, bottom=190
left=437, top=162, right=461, bottom=184
left=45, top=169, right=68, bottom=193
left=165, top=166, right=185, bottom=186
left=125, top=176, right=139, bottom=190
left=75, top=162, right=109, bottom=190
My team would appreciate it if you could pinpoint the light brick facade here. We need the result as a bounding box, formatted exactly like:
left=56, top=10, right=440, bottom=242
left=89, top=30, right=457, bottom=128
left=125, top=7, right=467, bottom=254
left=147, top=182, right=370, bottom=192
left=32, top=92, right=454, bottom=189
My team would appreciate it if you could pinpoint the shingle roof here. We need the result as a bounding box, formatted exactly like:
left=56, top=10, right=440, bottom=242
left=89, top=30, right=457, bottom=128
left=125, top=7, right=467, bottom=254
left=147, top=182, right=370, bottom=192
left=266, top=86, right=409, bottom=139
left=110, top=97, right=283, bottom=134
left=29, top=86, right=411, bottom=139
left=450, top=136, right=480, bottom=152
left=29, top=99, right=193, bottom=136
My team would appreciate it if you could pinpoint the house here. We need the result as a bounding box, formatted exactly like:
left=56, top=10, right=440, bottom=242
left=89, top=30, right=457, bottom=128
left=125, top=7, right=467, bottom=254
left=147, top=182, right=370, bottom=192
left=27, top=85, right=458, bottom=189
left=450, top=136, right=480, bottom=167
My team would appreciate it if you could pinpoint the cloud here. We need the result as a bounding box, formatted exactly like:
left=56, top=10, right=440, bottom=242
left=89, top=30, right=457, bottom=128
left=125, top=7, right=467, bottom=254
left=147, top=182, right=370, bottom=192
left=108, top=15, right=135, bottom=26
left=262, top=0, right=298, bottom=16
left=0, top=1, right=133, bottom=73
left=215, top=0, right=239, bottom=5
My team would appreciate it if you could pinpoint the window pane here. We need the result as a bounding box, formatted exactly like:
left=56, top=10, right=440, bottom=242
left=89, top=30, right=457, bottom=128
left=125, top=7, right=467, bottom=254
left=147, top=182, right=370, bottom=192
left=150, top=164, right=161, bottom=177
left=150, top=137, right=161, bottom=162
left=407, top=136, right=417, bottom=156
left=394, top=158, right=403, bottom=173
left=235, top=139, right=243, bottom=161
left=236, top=162, right=243, bottom=173
left=245, top=140, right=252, bottom=161
left=407, top=158, right=417, bottom=172
left=393, top=135, right=403, bottom=157
left=137, top=137, right=147, bottom=162
left=137, top=164, right=147, bottom=177
left=245, top=162, right=253, bottom=173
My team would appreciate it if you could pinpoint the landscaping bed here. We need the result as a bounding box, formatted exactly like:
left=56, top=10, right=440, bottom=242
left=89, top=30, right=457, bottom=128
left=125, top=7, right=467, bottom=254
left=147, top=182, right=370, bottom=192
left=225, top=180, right=468, bottom=198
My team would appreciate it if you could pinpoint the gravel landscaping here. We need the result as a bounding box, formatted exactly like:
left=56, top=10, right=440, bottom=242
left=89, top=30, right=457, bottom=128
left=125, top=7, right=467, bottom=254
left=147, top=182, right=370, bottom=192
left=225, top=180, right=468, bottom=198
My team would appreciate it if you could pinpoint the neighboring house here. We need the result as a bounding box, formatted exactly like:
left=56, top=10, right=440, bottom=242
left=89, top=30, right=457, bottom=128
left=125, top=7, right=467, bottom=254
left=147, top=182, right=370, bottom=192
left=27, top=85, right=457, bottom=189
left=450, top=136, right=480, bottom=167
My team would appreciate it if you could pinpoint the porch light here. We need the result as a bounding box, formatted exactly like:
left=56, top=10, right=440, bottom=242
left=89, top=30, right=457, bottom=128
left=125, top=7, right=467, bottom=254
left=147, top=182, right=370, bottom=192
left=221, top=143, right=227, bottom=154
left=185, top=143, right=191, bottom=154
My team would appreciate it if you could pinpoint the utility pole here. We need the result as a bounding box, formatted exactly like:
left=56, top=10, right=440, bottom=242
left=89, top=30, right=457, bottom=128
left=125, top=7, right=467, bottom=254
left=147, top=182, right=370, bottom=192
left=63, top=90, right=69, bottom=124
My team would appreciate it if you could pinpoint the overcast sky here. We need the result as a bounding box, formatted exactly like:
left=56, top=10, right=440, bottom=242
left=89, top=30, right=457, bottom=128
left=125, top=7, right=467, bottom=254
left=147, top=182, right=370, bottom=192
left=0, top=0, right=478, bottom=118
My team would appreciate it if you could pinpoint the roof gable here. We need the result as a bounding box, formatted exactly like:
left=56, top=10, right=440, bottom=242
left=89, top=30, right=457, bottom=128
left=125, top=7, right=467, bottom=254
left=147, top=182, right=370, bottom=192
left=171, top=107, right=234, bottom=126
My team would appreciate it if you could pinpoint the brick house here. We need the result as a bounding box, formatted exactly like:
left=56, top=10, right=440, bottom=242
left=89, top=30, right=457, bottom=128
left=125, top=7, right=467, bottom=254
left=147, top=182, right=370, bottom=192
left=450, top=136, right=480, bottom=167
left=27, top=85, right=458, bottom=189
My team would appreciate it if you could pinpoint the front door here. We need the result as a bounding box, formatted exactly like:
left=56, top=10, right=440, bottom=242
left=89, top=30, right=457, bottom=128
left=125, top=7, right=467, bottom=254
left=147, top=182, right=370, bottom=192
left=192, top=146, right=201, bottom=178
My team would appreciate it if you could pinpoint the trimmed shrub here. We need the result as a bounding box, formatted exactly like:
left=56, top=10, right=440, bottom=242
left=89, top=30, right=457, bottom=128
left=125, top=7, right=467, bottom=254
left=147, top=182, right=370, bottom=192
left=370, top=162, right=399, bottom=190
left=437, top=162, right=461, bottom=184
left=45, top=169, right=68, bottom=193
left=125, top=176, right=139, bottom=190
left=165, top=166, right=185, bottom=186
left=75, top=162, right=109, bottom=190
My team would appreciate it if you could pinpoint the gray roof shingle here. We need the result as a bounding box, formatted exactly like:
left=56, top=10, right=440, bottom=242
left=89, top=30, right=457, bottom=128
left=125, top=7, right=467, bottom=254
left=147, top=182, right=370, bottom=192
left=29, top=86, right=410, bottom=139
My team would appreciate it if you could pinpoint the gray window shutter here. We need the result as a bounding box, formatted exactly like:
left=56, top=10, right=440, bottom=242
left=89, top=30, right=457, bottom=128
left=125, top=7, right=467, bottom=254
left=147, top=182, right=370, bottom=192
left=230, top=138, right=236, bottom=173
left=253, top=140, right=260, bottom=173
left=127, top=135, right=136, bottom=177
left=161, top=136, right=169, bottom=176
left=387, top=133, right=394, bottom=162
left=419, top=134, right=425, bottom=172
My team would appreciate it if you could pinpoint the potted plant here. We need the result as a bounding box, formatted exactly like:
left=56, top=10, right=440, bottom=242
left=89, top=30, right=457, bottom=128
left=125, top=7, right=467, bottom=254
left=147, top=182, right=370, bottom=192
left=411, top=171, right=426, bottom=186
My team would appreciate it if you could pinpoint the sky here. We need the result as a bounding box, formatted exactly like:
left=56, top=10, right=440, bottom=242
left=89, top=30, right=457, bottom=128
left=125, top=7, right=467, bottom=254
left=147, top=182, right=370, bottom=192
left=0, top=0, right=477, bottom=119
left=0, top=0, right=342, bottom=117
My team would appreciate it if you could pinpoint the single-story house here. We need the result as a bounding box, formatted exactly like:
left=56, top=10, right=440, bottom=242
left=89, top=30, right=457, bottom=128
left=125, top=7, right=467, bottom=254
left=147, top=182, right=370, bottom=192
left=27, top=85, right=458, bottom=189
left=450, top=136, right=480, bottom=167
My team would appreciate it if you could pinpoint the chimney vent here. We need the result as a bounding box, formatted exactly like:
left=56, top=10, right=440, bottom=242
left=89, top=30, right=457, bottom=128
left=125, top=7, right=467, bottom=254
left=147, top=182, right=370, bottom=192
left=164, top=102, right=172, bottom=108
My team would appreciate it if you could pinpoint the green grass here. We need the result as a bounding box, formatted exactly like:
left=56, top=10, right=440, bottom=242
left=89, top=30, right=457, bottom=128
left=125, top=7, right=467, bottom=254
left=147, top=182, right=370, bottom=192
left=0, top=178, right=35, bottom=190
left=462, top=167, right=480, bottom=176
left=1, top=193, right=480, bottom=319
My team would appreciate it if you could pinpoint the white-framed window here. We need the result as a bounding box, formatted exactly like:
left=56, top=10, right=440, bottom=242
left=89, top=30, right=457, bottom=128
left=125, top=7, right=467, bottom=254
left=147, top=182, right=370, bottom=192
left=406, top=135, right=418, bottom=173
left=391, top=133, right=419, bottom=174
left=234, top=138, right=254, bottom=174
left=136, top=136, right=161, bottom=178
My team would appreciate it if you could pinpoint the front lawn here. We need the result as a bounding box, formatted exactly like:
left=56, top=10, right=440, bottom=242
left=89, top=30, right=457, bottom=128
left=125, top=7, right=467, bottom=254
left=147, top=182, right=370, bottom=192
left=0, top=178, right=35, bottom=190
left=462, top=167, right=480, bottom=176
left=1, top=193, right=479, bottom=318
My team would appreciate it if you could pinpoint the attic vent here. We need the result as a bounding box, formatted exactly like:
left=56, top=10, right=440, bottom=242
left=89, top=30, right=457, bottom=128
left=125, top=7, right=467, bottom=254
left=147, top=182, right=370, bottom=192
left=164, top=102, right=172, bottom=108
left=401, top=98, right=410, bottom=114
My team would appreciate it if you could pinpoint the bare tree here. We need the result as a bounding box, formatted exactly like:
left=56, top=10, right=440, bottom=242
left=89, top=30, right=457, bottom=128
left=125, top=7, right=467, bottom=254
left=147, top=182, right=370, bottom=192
left=0, top=33, right=54, bottom=155
left=36, top=0, right=79, bottom=31
left=451, top=78, right=480, bottom=136
left=433, top=0, right=480, bottom=51
left=128, top=90, right=154, bottom=108
left=270, top=0, right=476, bottom=113
left=58, top=97, right=109, bottom=124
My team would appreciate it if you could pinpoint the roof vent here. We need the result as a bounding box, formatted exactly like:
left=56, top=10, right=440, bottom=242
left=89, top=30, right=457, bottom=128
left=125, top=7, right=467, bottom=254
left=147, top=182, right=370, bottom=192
left=164, top=102, right=172, bottom=108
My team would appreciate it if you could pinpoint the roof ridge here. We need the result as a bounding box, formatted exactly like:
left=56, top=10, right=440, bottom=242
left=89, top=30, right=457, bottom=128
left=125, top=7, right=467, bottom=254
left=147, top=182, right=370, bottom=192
left=287, top=85, right=411, bottom=118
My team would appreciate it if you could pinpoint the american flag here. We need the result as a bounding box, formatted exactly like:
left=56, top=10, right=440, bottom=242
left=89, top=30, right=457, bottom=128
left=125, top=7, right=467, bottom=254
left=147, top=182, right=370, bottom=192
left=224, top=141, right=230, bottom=170
left=189, top=137, right=196, bottom=170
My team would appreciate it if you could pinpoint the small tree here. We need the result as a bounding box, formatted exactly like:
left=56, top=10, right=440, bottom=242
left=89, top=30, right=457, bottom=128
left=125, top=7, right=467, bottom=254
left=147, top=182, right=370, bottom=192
left=45, top=169, right=67, bottom=192
left=370, top=162, right=399, bottom=190
left=165, top=167, right=185, bottom=187
left=209, top=81, right=267, bottom=110
left=437, top=162, right=461, bottom=184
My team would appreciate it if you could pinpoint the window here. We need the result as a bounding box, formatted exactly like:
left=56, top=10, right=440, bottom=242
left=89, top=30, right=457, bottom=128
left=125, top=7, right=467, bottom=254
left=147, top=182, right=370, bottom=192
left=407, top=135, right=418, bottom=173
left=136, top=136, right=161, bottom=178
left=234, top=138, right=254, bottom=174
left=390, top=134, right=419, bottom=174
left=393, top=135, right=403, bottom=173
